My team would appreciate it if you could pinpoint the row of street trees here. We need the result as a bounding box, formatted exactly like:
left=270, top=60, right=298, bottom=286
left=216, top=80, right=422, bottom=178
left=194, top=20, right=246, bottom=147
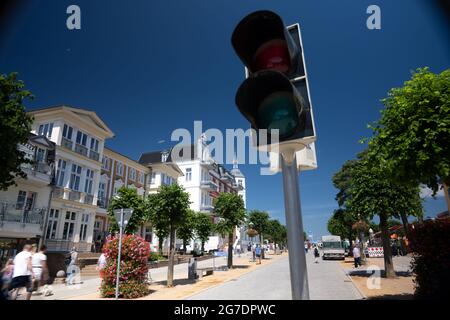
left=329, top=68, right=449, bottom=278
left=107, top=184, right=287, bottom=288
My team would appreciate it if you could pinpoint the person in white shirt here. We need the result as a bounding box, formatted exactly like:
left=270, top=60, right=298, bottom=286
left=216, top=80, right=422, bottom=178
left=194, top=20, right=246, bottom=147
left=353, top=245, right=362, bottom=268
left=10, top=244, right=34, bottom=300
left=31, top=245, right=48, bottom=294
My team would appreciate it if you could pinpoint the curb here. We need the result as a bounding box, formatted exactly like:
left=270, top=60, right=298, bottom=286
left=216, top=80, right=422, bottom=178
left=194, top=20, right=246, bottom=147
left=338, top=261, right=367, bottom=300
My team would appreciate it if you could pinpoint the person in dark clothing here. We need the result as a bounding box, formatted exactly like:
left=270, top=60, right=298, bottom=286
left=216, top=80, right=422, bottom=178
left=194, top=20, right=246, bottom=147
left=314, top=246, right=320, bottom=263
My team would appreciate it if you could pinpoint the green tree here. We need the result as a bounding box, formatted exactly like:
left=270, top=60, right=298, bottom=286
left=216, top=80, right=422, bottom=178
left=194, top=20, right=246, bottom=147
left=0, top=73, right=34, bottom=190
left=264, top=219, right=285, bottom=251
left=107, top=187, right=147, bottom=234
left=327, top=208, right=357, bottom=244
left=248, top=210, right=270, bottom=245
left=347, top=152, right=423, bottom=278
left=177, top=209, right=196, bottom=254
left=146, top=184, right=190, bottom=287
left=367, top=68, right=450, bottom=194
left=214, top=193, right=246, bottom=268
left=194, top=212, right=214, bottom=253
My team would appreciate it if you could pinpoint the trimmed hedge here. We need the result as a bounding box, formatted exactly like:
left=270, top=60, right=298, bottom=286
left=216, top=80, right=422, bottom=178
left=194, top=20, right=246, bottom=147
left=100, top=234, right=151, bottom=299
left=408, top=219, right=450, bottom=299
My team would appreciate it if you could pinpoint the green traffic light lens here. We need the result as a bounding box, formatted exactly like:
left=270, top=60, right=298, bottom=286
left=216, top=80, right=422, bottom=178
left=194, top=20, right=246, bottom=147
left=257, top=91, right=298, bottom=137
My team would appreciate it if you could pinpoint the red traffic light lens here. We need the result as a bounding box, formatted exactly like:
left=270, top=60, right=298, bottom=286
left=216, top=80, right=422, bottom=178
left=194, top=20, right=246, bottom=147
left=257, top=91, right=299, bottom=137
left=253, top=39, right=291, bottom=73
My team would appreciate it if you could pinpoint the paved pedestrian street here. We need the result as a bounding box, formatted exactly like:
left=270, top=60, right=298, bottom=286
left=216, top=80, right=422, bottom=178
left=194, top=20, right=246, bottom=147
left=188, top=251, right=363, bottom=300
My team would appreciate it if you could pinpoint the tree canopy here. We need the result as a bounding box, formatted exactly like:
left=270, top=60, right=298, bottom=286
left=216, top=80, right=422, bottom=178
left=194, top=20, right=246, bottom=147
left=248, top=210, right=270, bottom=243
left=367, top=68, right=450, bottom=193
left=0, top=73, right=34, bottom=190
left=214, top=192, right=246, bottom=268
left=146, top=183, right=191, bottom=287
left=107, top=187, right=147, bottom=234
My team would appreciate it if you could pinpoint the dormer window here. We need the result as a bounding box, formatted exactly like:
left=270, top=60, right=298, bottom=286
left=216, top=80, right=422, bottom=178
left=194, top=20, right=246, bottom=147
left=38, top=123, right=54, bottom=138
left=162, top=152, right=169, bottom=162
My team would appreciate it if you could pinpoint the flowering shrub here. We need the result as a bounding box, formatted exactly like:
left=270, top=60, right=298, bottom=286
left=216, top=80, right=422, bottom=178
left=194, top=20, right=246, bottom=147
left=408, top=219, right=450, bottom=299
left=100, top=234, right=151, bottom=299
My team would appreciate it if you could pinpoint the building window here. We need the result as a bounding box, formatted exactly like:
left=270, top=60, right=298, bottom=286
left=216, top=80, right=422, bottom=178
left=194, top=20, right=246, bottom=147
left=62, top=124, right=73, bottom=140
left=238, top=179, right=243, bottom=187
left=84, top=169, right=94, bottom=194
left=76, top=131, right=88, bottom=146
left=185, top=168, right=192, bottom=182
left=102, top=156, right=110, bottom=170
left=56, top=159, right=67, bottom=187
left=116, top=162, right=123, bottom=176
left=150, top=172, right=156, bottom=184
left=139, top=172, right=145, bottom=184
left=69, top=164, right=82, bottom=191
left=79, top=213, right=89, bottom=241
left=46, top=209, right=59, bottom=240
left=162, top=152, right=169, bottom=162
left=15, top=190, right=27, bottom=210
left=36, top=148, right=46, bottom=163
left=90, top=138, right=99, bottom=152
left=98, top=182, right=106, bottom=201
left=130, top=168, right=136, bottom=181
left=62, top=211, right=77, bottom=240
left=38, top=123, right=53, bottom=138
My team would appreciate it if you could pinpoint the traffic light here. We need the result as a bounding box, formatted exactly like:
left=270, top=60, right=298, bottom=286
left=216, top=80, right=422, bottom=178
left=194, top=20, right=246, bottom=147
left=232, top=10, right=316, bottom=151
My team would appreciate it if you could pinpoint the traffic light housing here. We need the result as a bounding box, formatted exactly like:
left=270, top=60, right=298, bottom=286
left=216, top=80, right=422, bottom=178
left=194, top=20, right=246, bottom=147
left=232, top=11, right=316, bottom=152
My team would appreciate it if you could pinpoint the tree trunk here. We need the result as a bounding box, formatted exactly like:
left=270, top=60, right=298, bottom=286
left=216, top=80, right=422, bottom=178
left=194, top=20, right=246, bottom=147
left=183, top=240, right=187, bottom=254
left=167, top=226, right=176, bottom=287
left=379, top=214, right=395, bottom=278
left=227, top=232, right=233, bottom=269
left=201, top=242, right=205, bottom=253
left=399, top=212, right=409, bottom=238
left=158, top=236, right=163, bottom=256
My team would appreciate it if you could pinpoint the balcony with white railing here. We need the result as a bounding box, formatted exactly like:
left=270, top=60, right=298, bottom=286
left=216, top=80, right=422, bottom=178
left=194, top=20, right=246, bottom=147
left=68, top=190, right=81, bottom=201
left=84, top=194, right=94, bottom=205
left=89, top=150, right=100, bottom=162
left=0, top=203, right=45, bottom=237
left=74, top=143, right=88, bottom=157
left=200, top=180, right=218, bottom=191
left=61, top=137, right=73, bottom=150
left=21, top=162, right=53, bottom=185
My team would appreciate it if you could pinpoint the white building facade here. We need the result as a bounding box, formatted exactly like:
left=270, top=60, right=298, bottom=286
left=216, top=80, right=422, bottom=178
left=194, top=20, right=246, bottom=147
left=28, top=106, right=114, bottom=252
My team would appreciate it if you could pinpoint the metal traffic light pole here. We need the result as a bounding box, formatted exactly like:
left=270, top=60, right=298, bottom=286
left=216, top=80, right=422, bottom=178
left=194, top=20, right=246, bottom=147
left=280, top=148, right=310, bottom=300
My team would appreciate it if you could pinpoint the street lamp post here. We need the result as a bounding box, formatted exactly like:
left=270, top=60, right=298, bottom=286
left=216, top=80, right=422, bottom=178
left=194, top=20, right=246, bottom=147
left=113, top=208, right=133, bottom=300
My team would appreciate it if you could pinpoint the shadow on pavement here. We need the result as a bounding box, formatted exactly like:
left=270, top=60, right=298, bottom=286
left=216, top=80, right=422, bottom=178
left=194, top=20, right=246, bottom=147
left=368, top=293, right=414, bottom=300
left=348, top=270, right=412, bottom=277
left=153, top=279, right=197, bottom=287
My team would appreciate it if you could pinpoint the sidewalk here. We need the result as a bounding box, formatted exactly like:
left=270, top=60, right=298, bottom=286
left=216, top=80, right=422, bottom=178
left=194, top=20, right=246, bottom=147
left=340, top=255, right=415, bottom=299
left=42, top=252, right=284, bottom=300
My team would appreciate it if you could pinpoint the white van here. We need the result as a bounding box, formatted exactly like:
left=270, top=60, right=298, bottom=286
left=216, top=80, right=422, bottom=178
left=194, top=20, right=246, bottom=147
left=321, top=235, right=345, bottom=260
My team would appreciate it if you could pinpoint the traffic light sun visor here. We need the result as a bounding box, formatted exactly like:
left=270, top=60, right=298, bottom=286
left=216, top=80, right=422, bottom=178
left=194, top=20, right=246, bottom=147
left=231, top=10, right=287, bottom=73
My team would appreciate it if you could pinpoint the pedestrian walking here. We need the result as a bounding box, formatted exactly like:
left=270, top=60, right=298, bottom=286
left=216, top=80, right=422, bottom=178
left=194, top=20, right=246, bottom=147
left=255, top=245, right=262, bottom=264
left=9, top=244, right=34, bottom=300
left=96, top=252, right=107, bottom=279
left=352, top=245, right=362, bottom=268
left=66, top=247, right=78, bottom=285
left=304, top=243, right=308, bottom=253
left=1, top=259, right=14, bottom=300
left=31, top=245, right=48, bottom=294
left=314, top=246, right=320, bottom=263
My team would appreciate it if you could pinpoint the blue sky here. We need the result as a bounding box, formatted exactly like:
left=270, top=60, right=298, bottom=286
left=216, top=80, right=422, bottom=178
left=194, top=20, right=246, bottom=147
left=1, top=0, right=449, bottom=240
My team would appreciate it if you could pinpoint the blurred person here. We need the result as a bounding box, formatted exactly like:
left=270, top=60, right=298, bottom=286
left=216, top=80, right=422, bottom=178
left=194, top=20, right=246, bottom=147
left=314, top=246, right=320, bottom=263
left=1, top=259, right=14, bottom=299
left=353, top=245, right=362, bottom=268
left=9, top=244, right=34, bottom=300
left=32, top=245, right=48, bottom=294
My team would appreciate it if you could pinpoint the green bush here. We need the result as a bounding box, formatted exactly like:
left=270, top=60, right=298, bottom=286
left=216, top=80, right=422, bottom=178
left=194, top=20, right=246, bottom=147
left=408, top=219, right=450, bottom=299
left=149, top=251, right=162, bottom=262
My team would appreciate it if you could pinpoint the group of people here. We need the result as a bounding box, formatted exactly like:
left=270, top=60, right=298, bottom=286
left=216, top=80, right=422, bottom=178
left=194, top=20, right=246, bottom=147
left=0, top=244, right=51, bottom=300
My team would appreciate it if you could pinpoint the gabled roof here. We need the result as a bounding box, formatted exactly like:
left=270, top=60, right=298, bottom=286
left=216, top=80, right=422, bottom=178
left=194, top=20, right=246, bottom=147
left=29, top=133, right=55, bottom=149
left=28, top=105, right=114, bottom=138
